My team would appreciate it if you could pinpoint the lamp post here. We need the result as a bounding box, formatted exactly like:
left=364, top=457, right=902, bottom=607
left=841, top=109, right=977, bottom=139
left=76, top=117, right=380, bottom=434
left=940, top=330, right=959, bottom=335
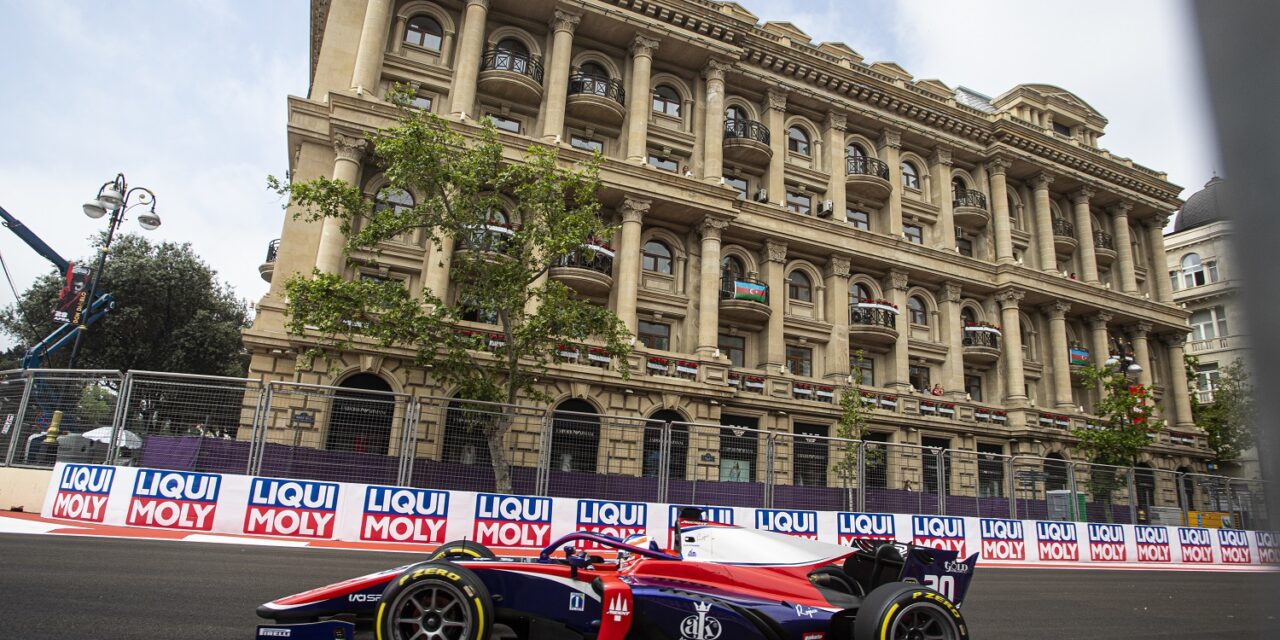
left=67, top=173, right=160, bottom=369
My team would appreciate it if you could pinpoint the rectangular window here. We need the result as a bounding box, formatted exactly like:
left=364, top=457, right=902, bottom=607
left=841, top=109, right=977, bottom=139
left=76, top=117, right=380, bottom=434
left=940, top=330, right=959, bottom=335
left=786, top=345, right=812, bottom=377
left=1169, top=271, right=1180, bottom=292
left=850, top=355, right=875, bottom=387
left=719, top=415, right=758, bottom=483
left=724, top=175, right=748, bottom=199
left=793, top=423, right=828, bottom=488
left=570, top=135, right=603, bottom=153
left=637, top=320, right=670, bottom=351
left=718, top=334, right=746, bottom=368
left=977, top=443, right=1005, bottom=498
left=1207, top=260, right=1220, bottom=283
left=921, top=436, right=951, bottom=495
left=786, top=191, right=811, bottom=214
left=846, top=208, right=870, bottom=230
left=1195, top=363, right=1221, bottom=403
left=964, top=374, right=983, bottom=402
left=863, top=432, right=888, bottom=489
left=904, top=224, right=923, bottom=244
left=1190, top=306, right=1229, bottom=341
left=1053, top=122, right=1073, bottom=137
left=647, top=153, right=679, bottom=172
left=909, top=365, right=930, bottom=392
left=487, top=114, right=522, bottom=133
left=410, top=95, right=434, bottom=111
left=956, top=237, right=974, bottom=257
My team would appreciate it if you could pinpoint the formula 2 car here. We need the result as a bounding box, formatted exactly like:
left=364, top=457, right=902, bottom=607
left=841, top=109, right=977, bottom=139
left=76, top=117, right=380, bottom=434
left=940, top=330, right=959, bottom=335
left=256, top=509, right=978, bottom=640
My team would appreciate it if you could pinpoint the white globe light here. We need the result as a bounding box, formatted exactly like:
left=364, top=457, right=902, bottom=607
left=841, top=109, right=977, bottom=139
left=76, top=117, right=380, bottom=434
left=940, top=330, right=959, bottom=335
left=136, top=210, right=161, bottom=231
left=83, top=200, right=107, bottom=219
left=99, top=185, right=124, bottom=208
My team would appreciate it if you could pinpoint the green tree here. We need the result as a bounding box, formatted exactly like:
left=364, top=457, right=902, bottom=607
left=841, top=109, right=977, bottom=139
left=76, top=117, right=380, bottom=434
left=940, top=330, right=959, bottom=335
left=1189, top=358, right=1255, bottom=466
left=1072, top=362, right=1165, bottom=520
left=274, top=99, right=631, bottom=493
left=833, top=350, right=870, bottom=490
left=1, top=233, right=250, bottom=375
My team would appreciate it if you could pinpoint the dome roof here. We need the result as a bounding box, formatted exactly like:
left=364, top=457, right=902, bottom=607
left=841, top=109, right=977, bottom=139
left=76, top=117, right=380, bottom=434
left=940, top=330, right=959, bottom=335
left=1173, top=176, right=1226, bottom=233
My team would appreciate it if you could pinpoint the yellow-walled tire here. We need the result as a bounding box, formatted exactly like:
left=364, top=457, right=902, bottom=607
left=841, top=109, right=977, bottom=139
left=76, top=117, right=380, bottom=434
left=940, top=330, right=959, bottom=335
left=376, top=562, right=493, bottom=640
left=852, top=583, right=969, bottom=640
left=429, top=540, right=496, bottom=562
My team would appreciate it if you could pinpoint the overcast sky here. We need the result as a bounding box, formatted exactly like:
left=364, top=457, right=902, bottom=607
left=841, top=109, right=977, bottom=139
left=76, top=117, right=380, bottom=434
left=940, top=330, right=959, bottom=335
left=0, top=0, right=1215, bottom=340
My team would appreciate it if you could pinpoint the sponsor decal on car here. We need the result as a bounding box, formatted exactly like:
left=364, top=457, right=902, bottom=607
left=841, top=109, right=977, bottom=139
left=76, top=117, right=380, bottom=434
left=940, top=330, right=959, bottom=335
left=51, top=464, right=115, bottom=522
left=754, top=509, right=819, bottom=540
left=360, top=486, right=448, bottom=544
left=912, top=515, right=966, bottom=555
left=1134, top=525, right=1171, bottom=562
left=568, top=592, right=584, bottom=612
left=979, top=518, right=1025, bottom=560
left=1178, top=527, right=1214, bottom=563
left=606, top=593, right=630, bottom=622
left=127, top=469, right=220, bottom=531
left=1035, top=521, right=1079, bottom=562
left=836, top=512, right=895, bottom=545
left=473, top=494, right=552, bottom=548
left=802, top=634, right=826, bottom=640
left=1256, top=531, right=1279, bottom=565
left=244, top=478, right=339, bottom=539
left=667, top=505, right=734, bottom=547
left=577, top=500, right=646, bottom=549
left=1087, top=523, right=1126, bottom=562
left=1218, top=529, right=1252, bottom=564
left=680, top=602, right=722, bottom=640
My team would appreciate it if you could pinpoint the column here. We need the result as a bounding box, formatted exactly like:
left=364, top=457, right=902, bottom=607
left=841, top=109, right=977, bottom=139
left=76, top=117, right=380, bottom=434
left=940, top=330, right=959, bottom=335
left=540, top=10, right=580, bottom=142
left=614, top=197, right=649, bottom=332
left=824, top=256, right=851, bottom=380
left=624, top=35, right=660, bottom=163
left=988, top=157, right=1014, bottom=264
left=1032, top=173, right=1057, bottom=272
left=879, top=129, right=903, bottom=236
left=1071, top=187, right=1099, bottom=283
left=1110, top=202, right=1138, bottom=293
left=760, top=240, right=788, bottom=369
left=1043, top=301, right=1074, bottom=409
left=997, top=289, right=1027, bottom=406
left=696, top=217, right=730, bottom=357
left=1088, top=312, right=1113, bottom=369
left=941, top=282, right=965, bottom=396
left=701, top=60, right=730, bottom=183
left=887, top=269, right=910, bottom=391
left=316, top=133, right=367, bottom=275
left=422, top=237, right=455, bottom=301
left=765, top=90, right=787, bottom=203
left=448, top=0, right=490, bottom=117
left=1147, top=214, right=1174, bottom=302
left=350, top=0, right=394, bottom=94
left=1128, top=322, right=1155, bottom=389
left=825, top=111, right=847, bottom=209
left=1162, top=334, right=1196, bottom=429
left=931, top=147, right=955, bottom=250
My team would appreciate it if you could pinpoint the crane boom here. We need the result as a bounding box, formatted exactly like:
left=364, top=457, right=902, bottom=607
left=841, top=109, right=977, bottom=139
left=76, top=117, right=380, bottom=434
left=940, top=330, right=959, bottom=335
left=0, top=204, right=69, bottom=273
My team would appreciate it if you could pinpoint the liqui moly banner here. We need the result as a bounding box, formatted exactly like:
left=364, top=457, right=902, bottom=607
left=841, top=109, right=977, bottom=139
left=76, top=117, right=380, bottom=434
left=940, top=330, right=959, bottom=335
left=40, top=464, right=1277, bottom=572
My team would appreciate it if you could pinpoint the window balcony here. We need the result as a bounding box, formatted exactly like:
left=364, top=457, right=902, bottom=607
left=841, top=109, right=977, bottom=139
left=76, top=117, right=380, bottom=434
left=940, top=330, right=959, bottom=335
left=550, top=244, right=614, bottom=298
left=259, top=239, right=279, bottom=283
left=719, top=276, right=771, bottom=325
left=952, top=189, right=990, bottom=230
left=477, top=49, right=544, bottom=105
left=1093, top=230, right=1117, bottom=266
left=848, top=300, right=899, bottom=346
left=457, top=224, right=516, bottom=255
left=565, top=74, right=626, bottom=127
left=961, top=325, right=1001, bottom=364
left=1052, top=217, right=1077, bottom=254
left=845, top=156, right=892, bottom=202
left=723, top=118, right=772, bottom=166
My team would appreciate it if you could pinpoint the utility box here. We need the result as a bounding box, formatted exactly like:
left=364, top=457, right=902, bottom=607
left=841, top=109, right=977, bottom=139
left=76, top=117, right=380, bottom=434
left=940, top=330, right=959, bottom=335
left=1047, top=489, right=1087, bottom=521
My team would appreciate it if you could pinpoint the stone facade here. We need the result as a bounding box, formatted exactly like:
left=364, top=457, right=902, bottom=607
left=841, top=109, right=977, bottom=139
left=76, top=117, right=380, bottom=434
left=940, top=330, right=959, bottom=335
left=247, top=0, right=1213, bottom=486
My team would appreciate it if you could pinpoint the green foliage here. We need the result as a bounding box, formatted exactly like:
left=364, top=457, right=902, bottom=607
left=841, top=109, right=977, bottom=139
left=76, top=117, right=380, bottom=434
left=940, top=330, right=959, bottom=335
left=0, top=233, right=250, bottom=376
left=1190, top=358, right=1255, bottom=464
left=833, top=350, right=869, bottom=483
left=274, top=99, right=631, bottom=492
left=1070, top=363, right=1165, bottom=467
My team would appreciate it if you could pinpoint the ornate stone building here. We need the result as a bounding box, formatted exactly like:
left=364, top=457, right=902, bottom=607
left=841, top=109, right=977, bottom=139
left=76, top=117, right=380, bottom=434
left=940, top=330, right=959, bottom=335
left=246, top=0, right=1212, bottom=496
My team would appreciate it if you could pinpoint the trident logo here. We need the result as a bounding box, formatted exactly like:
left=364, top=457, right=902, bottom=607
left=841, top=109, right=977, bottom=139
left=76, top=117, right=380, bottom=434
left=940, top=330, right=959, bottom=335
left=606, top=594, right=630, bottom=622
left=680, top=602, right=722, bottom=640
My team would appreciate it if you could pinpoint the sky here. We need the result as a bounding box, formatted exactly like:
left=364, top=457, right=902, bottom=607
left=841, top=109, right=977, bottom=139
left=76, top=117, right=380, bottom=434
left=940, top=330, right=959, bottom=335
left=0, top=0, right=1216, bottom=343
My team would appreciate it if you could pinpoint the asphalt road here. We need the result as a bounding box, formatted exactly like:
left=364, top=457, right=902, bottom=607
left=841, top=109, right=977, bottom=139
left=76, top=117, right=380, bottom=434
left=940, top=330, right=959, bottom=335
left=2, top=532, right=1278, bottom=639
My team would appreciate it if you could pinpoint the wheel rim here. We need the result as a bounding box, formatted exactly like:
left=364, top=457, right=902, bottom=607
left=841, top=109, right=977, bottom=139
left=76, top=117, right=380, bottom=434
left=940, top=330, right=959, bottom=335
left=391, top=581, right=473, bottom=640
left=892, top=602, right=959, bottom=640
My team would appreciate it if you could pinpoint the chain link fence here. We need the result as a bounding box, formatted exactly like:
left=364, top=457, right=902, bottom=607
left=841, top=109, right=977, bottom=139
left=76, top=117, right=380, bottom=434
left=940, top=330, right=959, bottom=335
left=2, top=369, right=1269, bottom=529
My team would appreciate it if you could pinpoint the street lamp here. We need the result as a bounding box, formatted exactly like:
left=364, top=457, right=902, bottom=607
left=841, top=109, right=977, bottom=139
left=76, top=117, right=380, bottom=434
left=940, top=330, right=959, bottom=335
left=67, top=173, right=160, bottom=368
left=1104, top=337, right=1142, bottom=379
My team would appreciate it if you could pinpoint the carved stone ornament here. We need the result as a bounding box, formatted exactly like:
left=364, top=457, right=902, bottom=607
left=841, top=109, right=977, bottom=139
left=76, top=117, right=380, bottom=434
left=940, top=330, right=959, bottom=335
left=766, top=89, right=788, bottom=112
left=1129, top=321, right=1154, bottom=336
left=996, top=288, right=1025, bottom=308
left=333, top=133, right=369, bottom=162
left=620, top=196, right=651, bottom=223
left=703, top=59, right=730, bottom=83
left=1149, top=213, right=1172, bottom=229
left=879, top=129, right=902, bottom=150
left=765, top=239, right=788, bottom=263
left=1161, top=333, right=1187, bottom=348
left=1071, top=186, right=1096, bottom=204
left=941, top=282, right=962, bottom=303
left=1032, top=172, right=1055, bottom=189
left=931, top=146, right=953, bottom=167
left=1108, top=201, right=1133, bottom=217
left=826, top=255, right=851, bottom=278
left=631, top=35, right=660, bottom=58
left=1088, top=311, right=1114, bottom=328
left=700, top=216, right=730, bottom=239
left=826, top=111, right=847, bottom=132
left=985, top=156, right=1010, bottom=176
left=550, top=9, right=581, bottom=33
left=1041, top=301, right=1072, bottom=318
left=888, top=269, right=909, bottom=291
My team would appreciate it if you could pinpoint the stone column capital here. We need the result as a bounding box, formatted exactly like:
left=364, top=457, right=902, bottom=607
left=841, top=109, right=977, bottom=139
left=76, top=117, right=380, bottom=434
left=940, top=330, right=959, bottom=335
left=879, top=128, right=902, bottom=150
left=826, top=111, right=847, bottom=132
left=941, top=281, right=963, bottom=303
left=765, top=239, right=788, bottom=263
left=1149, top=212, right=1172, bottom=228
left=825, top=255, right=852, bottom=279
left=1088, top=311, right=1114, bottom=328
left=766, top=88, right=788, bottom=112
left=703, top=59, right=731, bottom=83
left=1041, top=301, right=1071, bottom=318
left=1108, top=201, right=1133, bottom=218
left=996, top=287, right=1025, bottom=308
left=620, top=196, right=650, bottom=223
left=888, top=268, right=910, bottom=291
left=333, top=132, right=369, bottom=162
left=1161, top=332, right=1188, bottom=348
left=699, top=216, right=730, bottom=239
left=630, top=34, right=660, bottom=59
left=1071, top=186, right=1096, bottom=204
left=1127, top=321, right=1154, bottom=336
left=1032, top=172, right=1055, bottom=190
left=931, top=146, right=953, bottom=167
left=985, top=156, right=1010, bottom=176
left=549, top=9, right=581, bottom=33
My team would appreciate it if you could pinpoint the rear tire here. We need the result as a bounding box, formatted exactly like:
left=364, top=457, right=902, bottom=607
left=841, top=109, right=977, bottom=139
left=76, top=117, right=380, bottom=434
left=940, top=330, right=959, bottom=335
left=377, top=562, right=493, bottom=640
left=852, top=582, right=968, bottom=640
left=430, top=540, right=496, bottom=562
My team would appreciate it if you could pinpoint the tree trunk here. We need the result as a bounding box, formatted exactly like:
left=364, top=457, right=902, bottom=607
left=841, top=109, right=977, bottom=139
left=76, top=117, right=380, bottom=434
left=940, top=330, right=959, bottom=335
left=488, top=408, right=514, bottom=494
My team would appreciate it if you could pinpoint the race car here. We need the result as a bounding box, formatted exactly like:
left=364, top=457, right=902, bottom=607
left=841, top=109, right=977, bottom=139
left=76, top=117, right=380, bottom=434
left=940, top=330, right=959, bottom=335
left=256, top=509, right=978, bottom=640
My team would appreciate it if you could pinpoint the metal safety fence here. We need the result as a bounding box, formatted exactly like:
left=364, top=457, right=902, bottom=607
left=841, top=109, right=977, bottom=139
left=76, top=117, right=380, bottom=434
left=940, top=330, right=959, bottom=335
left=1, top=368, right=1268, bottom=528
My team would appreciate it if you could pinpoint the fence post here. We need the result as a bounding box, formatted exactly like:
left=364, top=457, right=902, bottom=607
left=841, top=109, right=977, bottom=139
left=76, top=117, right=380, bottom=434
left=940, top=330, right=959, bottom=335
left=657, top=421, right=671, bottom=504
left=248, top=382, right=275, bottom=476
left=397, top=397, right=419, bottom=487
left=1126, top=466, right=1138, bottom=524
left=1006, top=457, right=1017, bottom=519
left=1067, top=463, right=1080, bottom=522
left=3, top=372, right=34, bottom=466
left=104, top=371, right=133, bottom=466
left=764, top=434, right=776, bottom=508
left=535, top=411, right=553, bottom=496
left=855, top=440, right=866, bottom=513
left=936, top=449, right=946, bottom=515
left=1176, top=472, right=1190, bottom=527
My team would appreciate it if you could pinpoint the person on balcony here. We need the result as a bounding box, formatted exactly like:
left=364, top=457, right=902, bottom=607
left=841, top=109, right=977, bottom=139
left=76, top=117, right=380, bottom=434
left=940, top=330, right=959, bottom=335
left=930, top=383, right=945, bottom=397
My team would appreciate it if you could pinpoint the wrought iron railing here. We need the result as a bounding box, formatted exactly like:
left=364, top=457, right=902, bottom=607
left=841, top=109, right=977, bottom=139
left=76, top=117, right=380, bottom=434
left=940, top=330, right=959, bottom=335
left=846, top=155, right=890, bottom=180
left=848, top=303, right=897, bottom=329
left=264, top=239, right=279, bottom=263
left=554, top=249, right=613, bottom=275
left=723, top=118, right=770, bottom=145
left=1094, top=230, right=1115, bottom=250
left=1053, top=217, right=1076, bottom=237
left=952, top=189, right=988, bottom=210
left=481, top=48, right=544, bottom=83
left=566, top=74, right=625, bottom=104
left=963, top=329, right=1000, bottom=350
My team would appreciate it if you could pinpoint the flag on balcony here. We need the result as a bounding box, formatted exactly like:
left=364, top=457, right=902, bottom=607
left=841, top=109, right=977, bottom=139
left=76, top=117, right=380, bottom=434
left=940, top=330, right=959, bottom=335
left=1069, top=347, right=1090, bottom=366
left=733, top=280, right=767, bottom=303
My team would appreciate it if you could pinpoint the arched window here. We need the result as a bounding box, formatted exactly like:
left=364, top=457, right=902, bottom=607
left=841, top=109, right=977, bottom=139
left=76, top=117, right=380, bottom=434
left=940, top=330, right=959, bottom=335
left=550, top=399, right=599, bottom=474
left=486, top=209, right=508, bottom=225
left=405, top=15, right=443, bottom=51
left=952, top=176, right=967, bottom=200
left=373, top=187, right=413, bottom=215
left=901, top=161, right=920, bottom=189
left=788, top=270, right=812, bottom=302
left=850, top=282, right=871, bottom=303
left=907, top=296, right=928, bottom=325
left=442, top=397, right=494, bottom=465
left=1181, top=253, right=1206, bottom=287
left=961, top=307, right=976, bottom=325
left=1044, top=454, right=1068, bottom=492
left=643, top=410, right=688, bottom=480
left=579, top=61, right=608, bottom=79
left=642, top=240, right=672, bottom=273
left=721, top=255, right=745, bottom=280
left=652, top=85, right=681, bottom=117
left=787, top=126, right=810, bottom=155
left=846, top=143, right=868, bottom=158
left=495, top=38, right=528, bottom=57
left=726, top=105, right=747, bottom=123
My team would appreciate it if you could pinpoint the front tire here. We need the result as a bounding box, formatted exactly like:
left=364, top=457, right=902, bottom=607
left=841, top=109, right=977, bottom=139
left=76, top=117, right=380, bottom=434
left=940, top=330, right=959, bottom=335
left=430, top=540, right=496, bottom=562
left=377, top=562, right=493, bottom=640
left=852, top=583, right=968, bottom=640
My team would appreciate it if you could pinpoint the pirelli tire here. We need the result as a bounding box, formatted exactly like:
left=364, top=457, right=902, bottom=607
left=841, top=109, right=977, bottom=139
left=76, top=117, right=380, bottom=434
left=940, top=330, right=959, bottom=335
left=377, top=562, right=494, bottom=640
left=852, top=582, right=969, bottom=640
left=429, top=539, right=497, bottom=562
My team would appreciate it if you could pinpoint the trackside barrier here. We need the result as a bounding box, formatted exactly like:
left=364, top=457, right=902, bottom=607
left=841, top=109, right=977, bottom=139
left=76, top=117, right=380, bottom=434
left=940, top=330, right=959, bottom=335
left=41, top=463, right=1280, bottom=572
